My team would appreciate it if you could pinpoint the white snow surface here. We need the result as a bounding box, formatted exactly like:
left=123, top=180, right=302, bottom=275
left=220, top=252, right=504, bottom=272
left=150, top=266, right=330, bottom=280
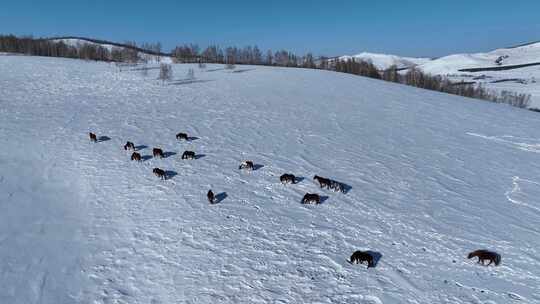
left=1, top=56, right=540, bottom=304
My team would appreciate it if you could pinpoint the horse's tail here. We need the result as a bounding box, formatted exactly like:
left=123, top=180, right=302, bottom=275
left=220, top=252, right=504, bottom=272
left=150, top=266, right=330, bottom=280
left=495, top=254, right=501, bottom=266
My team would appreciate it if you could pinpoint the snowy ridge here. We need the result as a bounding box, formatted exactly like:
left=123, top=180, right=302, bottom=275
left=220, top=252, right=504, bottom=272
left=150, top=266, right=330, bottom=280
left=342, top=42, right=540, bottom=107
left=1, top=56, right=540, bottom=303
left=419, top=42, right=540, bottom=75
left=339, top=52, right=431, bottom=70
left=341, top=41, right=540, bottom=73
left=50, top=37, right=174, bottom=63
left=52, top=38, right=117, bottom=52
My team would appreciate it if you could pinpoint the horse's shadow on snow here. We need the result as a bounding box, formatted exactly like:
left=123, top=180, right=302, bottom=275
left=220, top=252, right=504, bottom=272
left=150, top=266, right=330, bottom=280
left=194, top=154, right=206, bottom=160
left=232, top=68, right=256, bottom=73
left=295, top=176, right=306, bottom=184
left=187, top=136, right=199, bottom=141
left=135, top=145, right=148, bottom=151
left=162, top=151, right=177, bottom=159
left=206, top=68, right=225, bottom=72
left=165, top=171, right=178, bottom=180
left=214, top=192, right=228, bottom=204
left=141, top=155, right=153, bottom=162
left=341, top=183, right=353, bottom=194
left=319, top=196, right=330, bottom=204
left=98, top=136, right=111, bottom=142
left=253, top=164, right=264, bottom=171
left=366, top=251, right=383, bottom=268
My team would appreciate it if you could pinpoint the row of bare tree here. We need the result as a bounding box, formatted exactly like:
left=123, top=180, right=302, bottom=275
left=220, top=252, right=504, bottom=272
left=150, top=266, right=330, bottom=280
left=1, top=34, right=530, bottom=108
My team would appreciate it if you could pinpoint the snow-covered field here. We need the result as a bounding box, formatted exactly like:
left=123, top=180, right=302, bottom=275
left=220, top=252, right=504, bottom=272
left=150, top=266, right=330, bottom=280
left=1, top=56, right=540, bottom=304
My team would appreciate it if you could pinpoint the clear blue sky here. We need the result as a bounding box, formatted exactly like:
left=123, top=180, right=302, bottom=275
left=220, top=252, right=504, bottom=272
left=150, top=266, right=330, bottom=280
left=1, top=0, right=539, bottom=57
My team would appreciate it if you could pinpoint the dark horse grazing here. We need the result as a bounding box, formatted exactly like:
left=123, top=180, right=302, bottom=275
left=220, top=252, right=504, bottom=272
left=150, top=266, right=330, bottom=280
left=124, top=141, right=135, bottom=151
left=89, top=132, right=97, bottom=142
left=131, top=152, right=142, bottom=162
left=239, top=161, right=254, bottom=170
left=176, top=133, right=189, bottom=141
left=153, top=168, right=166, bottom=179
left=280, top=174, right=296, bottom=184
left=301, top=193, right=321, bottom=204
left=181, top=151, right=196, bottom=159
left=468, top=250, right=501, bottom=266
left=153, top=148, right=164, bottom=158
left=313, top=175, right=332, bottom=189
left=349, top=251, right=374, bottom=268
left=207, top=190, right=215, bottom=204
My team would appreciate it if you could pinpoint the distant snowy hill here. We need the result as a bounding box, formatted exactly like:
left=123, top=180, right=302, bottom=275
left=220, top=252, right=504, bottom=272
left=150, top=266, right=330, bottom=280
left=342, top=42, right=540, bottom=107
left=419, top=42, right=540, bottom=75
left=51, top=38, right=117, bottom=51
left=49, top=37, right=174, bottom=63
left=339, top=52, right=431, bottom=70
left=1, top=56, right=540, bottom=304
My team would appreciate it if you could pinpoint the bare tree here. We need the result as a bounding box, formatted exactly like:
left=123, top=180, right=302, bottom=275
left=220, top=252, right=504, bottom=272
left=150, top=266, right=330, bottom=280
left=382, top=65, right=400, bottom=82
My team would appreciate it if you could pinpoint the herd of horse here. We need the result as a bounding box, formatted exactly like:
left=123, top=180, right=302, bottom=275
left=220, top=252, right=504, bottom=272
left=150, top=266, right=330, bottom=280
left=88, top=131, right=502, bottom=269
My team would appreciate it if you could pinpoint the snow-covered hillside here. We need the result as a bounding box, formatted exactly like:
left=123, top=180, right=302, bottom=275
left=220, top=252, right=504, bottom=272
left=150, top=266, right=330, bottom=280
left=421, top=43, right=540, bottom=108
left=51, top=38, right=174, bottom=64
left=419, top=42, right=540, bottom=75
left=52, top=38, right=117, bottom=52
left=339, top=52, right=431, bottom=70
left=1, top=56, right=540, bottom=304
left=342, top=42, right=540, bottom=107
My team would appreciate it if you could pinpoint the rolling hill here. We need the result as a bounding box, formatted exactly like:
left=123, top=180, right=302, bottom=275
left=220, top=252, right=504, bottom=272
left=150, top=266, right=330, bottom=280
left=1, top=55, right=540, bottom=304
left=341, top=42, right=540, bottom=107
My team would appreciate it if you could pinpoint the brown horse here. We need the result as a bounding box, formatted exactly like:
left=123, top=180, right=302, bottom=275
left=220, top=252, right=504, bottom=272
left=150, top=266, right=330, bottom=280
left=176, top=133, right=189, bottom=141
left=182, top=151, right=196, bottom=159
left=89, top=132, right=97, bottom=142
left=153, top=148, right=164, bottom=158
left=313, top=175, right=332, bottom=189
left=124, top=141, right=135, bottom=151
left=468, top=250, right=501, bottom=266
left=301, top=193, right=321, bottom=204
left=349, top=251, right=374, bottom=268
left=280, top=174, right=296, bottom=184
left=207, top=190, right=215, bottom=204
left=131, top=152, right=142, bottom=162
left=153, top=168, right=166, bottom=179
left=239, top=161, right=254, bottom=170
